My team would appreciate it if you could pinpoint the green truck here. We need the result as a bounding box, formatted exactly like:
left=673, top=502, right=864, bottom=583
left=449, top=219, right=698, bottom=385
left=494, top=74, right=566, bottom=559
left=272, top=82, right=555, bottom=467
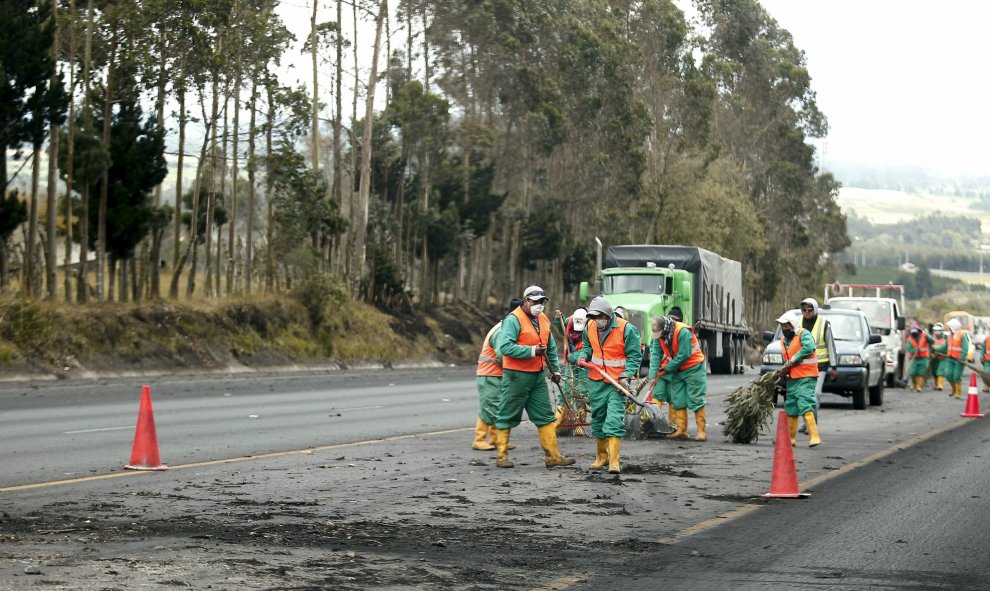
left=579, top=243, right=748, bottom=375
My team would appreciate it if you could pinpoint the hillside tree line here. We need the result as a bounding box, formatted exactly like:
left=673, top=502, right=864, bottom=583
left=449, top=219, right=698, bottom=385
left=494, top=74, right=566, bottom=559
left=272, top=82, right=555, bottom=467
left=1, top=0, right=848, bottom=326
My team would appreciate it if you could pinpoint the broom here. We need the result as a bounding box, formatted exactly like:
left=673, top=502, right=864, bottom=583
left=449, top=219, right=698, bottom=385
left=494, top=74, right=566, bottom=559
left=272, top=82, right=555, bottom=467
left=722, top=369, right=783, bottom=444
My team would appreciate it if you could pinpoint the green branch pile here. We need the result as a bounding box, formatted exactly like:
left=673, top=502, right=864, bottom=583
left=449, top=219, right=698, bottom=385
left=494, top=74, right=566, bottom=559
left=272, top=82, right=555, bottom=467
left=723, top=369, right=782, bottom=444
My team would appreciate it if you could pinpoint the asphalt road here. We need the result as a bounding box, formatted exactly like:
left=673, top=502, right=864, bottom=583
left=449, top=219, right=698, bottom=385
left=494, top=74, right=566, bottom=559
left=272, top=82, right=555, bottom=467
left=573, top=417, right=990, bottom=591
left=1, top=367, right=987, bottom=590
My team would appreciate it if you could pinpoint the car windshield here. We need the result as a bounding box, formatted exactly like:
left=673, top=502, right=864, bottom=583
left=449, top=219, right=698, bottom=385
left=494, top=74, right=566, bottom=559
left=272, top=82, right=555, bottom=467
left=829, top=300, right=891, bottom=330
left=603, top=274, right=662, bottom=294
left=827, top=314, right=865, bottom=341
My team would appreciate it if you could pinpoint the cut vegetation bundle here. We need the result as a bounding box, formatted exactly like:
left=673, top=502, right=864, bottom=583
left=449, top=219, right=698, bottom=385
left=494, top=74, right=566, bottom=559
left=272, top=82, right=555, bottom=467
left=723, top=369, right=783, bottom=444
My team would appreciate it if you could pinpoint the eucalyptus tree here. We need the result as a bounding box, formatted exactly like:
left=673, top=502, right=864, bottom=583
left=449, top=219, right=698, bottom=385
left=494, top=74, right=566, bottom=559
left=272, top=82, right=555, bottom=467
left=0, top=0, right=64, bottom=293
left=696, top=0, right=841, bottom=308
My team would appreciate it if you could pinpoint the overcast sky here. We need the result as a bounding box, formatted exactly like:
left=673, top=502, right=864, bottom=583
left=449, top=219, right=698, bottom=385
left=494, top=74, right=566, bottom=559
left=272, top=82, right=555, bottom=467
left=278, top=1, right=990, bottom=180
left=757, top=0, right=990, bottom=178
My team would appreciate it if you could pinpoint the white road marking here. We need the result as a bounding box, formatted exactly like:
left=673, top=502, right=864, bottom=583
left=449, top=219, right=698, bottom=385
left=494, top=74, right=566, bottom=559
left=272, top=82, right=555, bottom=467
left=64, top=426, right=133, bottom=434
left=335, top=405, right=384, bottom=411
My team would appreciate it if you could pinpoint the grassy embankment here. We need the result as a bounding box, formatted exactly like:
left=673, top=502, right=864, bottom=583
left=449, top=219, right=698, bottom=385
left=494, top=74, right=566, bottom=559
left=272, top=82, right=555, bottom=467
left=0, top=291, right=494, bottom=378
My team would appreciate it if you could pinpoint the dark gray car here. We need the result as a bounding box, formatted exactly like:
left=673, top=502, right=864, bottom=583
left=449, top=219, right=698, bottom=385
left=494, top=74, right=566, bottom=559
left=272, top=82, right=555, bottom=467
left=760, top=308, right=885, bottom=409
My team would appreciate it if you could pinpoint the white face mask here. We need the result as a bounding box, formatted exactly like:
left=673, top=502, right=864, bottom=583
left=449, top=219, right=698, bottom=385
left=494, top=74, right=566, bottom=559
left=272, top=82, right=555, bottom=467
left=530, top=304, right=545, bottom=316
left=595, top=318, right=609, bottom=329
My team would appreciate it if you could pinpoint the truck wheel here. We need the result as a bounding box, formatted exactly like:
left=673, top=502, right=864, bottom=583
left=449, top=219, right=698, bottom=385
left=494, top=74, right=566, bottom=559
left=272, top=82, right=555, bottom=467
left=853, top=377, right=868, bottom=410
left=869, top=372, right=884, bottom=406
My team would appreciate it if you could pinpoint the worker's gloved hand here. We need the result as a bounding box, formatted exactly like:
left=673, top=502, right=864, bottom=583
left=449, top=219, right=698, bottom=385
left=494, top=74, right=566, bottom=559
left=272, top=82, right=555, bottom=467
left=627, top=377, right=638, bottom=391
left=551, top=372, right=562, bottom=385
left=554, top=309, right=563, bottom=319
left=533, top=344, right=547, bottom=357
left=774, top=383, right=786, bottom=398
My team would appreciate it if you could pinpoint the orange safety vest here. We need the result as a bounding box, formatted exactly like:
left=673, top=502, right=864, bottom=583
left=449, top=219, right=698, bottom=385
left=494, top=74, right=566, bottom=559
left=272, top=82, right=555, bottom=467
left=502, top=307, right=551, bottom=373
left=781, top=328, right=819, bottom=379
left=983, top=345, right=990, bottom=363
left=659, top=321, right=705, bottom=372
left=908, top=334, right=929, bottom=358
left=948, top=333, right=964, bottom=360
left=587, top=317, right=629, bottom=381
left=476, top=323, right=503, bottom=377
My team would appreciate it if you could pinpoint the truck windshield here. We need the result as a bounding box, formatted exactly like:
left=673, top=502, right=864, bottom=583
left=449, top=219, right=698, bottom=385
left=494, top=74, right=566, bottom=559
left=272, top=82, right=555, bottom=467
left=829, top=300, right=892, bottom=330
left=603, top=275, right=662, bottom=294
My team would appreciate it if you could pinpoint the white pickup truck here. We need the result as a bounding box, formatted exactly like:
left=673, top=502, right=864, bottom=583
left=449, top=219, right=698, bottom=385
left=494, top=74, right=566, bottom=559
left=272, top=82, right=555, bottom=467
left=825, top=284, right=907, bottom=388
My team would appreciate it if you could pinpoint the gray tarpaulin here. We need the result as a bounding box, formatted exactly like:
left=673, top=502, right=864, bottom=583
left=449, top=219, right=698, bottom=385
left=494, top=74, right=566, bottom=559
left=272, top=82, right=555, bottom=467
left=604, top=245, right=747, bottom=329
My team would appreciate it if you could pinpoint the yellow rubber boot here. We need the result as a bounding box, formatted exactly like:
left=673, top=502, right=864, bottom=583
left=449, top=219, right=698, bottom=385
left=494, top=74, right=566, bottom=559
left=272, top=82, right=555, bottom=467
left=955, top=382, right=963, bottom=399
left=472, top=419, right=496, bottom=450
left=495, top=429, right=514, bottom=468
left=935, top=375, right=943, bottom=391
left=606, top=437, right=622, bottom=474
left=588, top=438, right=608, bottom=470
left=787, top=416, right=799, bottom=447
left=488, top=425, right=513, bottom=449
left=694, top=408, right=707, bottom=442
left=917, top=376, right=925, bottom=392
left=538, top=423, right=576, bottom=468
left=666, top=404, right=678, bottom=433
left=803, top=411, right=821, bottom=447
left=669, top=408, right=690, bottom=440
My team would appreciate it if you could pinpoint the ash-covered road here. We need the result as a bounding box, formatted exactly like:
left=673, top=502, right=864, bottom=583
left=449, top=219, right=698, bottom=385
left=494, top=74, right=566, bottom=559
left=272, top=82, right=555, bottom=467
left=0, top=367, right=986, bottom=590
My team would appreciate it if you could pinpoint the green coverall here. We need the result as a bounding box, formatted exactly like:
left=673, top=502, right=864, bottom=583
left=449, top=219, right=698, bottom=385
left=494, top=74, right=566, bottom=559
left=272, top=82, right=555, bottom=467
left=653, top=326, right=707, bottom=412
left=495, top=313, right=562, bottom=430
left=647, top=341, right=674, bottom=404
left=578, top=318, right=642, bottom=439
left=476, top=323, right=504, bottom=426
left=782, top=329, right=818, bottom=417
left=906, top=331, right=933, bottom=378
left=563, top=316, right=590, bottom=402
left=930, top=334, right=948, bottom=378
left=946, top=332, right=971, bottom=385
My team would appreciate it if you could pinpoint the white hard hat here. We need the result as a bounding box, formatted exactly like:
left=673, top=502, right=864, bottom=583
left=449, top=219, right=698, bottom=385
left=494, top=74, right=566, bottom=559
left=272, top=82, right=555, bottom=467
left=523, top=285, right=547, bottom=301
left=933, top=322, right=944, bottom=331
left=776, top=311, right=799, bottom=326
left=948, top=318, right=962, bottom=332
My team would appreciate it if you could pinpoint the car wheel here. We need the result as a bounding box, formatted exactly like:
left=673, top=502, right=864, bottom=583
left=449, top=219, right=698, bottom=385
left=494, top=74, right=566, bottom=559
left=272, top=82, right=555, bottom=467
left=853, top=376, right=868, bottom=410
left=869, top=372, right=884, bottom=406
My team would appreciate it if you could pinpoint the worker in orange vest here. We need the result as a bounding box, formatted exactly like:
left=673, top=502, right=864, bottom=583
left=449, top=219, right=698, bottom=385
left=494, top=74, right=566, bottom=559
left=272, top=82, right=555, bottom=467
left=492, top=286, right=575, bottom=469
left=579, top=297, right=642, bottom=474
left=945, top=318, right=969, bottom=399
left=929, top=323, right=947, bottom=391
left=652, top=314, right=708, bottom=441
left=905, top=321, right=932, bottom=392
left=777, top=311, right=821, bottom=447
left=472, top=298, right=522, bottom=450
left=980, top=336, right=990, bottom=393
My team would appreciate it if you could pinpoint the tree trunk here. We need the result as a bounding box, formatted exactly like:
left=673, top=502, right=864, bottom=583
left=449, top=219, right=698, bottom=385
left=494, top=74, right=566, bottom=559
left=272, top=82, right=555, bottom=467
left=97, top=34, right=118, bottom=302
left=205, top=39, right=221, bottom=298
left=352, top=0, right=387, bottom=294
left=228, top=47, right=241, bottom=295
left=331, top=0, right=343, bottom=275
left=264, top=82, right=275, bottom=293
left=172, top=80, right=186, bottom=278
left=45, top=0, right=59, bottom=301
left=27, top=141, right=41, bottom=297
left=310, top=0, right=320, bottom=172
left=245, top=74, right=257, bottom=295
left=63, top=32, right=75, bottom=303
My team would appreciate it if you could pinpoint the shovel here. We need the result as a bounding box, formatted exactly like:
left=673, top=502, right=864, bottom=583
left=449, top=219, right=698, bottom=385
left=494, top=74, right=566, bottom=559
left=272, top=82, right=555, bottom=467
left=577, top=359, right=647, bottom=408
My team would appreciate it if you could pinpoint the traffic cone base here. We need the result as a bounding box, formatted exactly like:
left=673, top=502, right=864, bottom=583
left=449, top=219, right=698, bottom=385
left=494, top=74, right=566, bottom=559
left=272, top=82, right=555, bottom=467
left=762, top=410, right=810, bottom=499
left=961, top=374, right=985, bottom=418
left=125, top=385, right=168, bottom=471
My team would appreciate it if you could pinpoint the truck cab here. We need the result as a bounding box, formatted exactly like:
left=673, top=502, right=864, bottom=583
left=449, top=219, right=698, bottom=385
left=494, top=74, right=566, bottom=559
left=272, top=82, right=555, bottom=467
left=825, top=284, right=907, bottom=387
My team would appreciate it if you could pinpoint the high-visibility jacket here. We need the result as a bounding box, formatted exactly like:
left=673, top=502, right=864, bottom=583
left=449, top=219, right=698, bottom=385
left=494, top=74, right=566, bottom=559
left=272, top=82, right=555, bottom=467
left=908, top=334, right=929, bottom=358
left=502, top=307, right=550, bottom=372
left=983, top=345, right=990, bottom=363
left=948, top=333, right=964, bottom=360
left=781, top=328, right=819, bottom=379
left=810, top=315, right=831, bottom=364
left=476, top=322, right=503, bottom=377
left=932, top=336, right=946, bottom=354
left=587, top=317, right=629, bottom=381
left=659, top=321, right=705, bottom=372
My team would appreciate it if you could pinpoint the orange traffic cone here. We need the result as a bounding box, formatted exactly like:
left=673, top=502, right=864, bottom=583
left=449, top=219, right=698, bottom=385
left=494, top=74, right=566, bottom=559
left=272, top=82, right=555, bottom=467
left=762, top=410, right=809, bottom=499
left=124, top=385, right=168, bottom=471
left=961, top=373, right=985, bottom=418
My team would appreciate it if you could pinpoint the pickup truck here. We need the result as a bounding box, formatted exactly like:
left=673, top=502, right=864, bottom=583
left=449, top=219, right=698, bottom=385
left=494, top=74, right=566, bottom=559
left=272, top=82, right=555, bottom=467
left=825, top=284, right=907, bottom=387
